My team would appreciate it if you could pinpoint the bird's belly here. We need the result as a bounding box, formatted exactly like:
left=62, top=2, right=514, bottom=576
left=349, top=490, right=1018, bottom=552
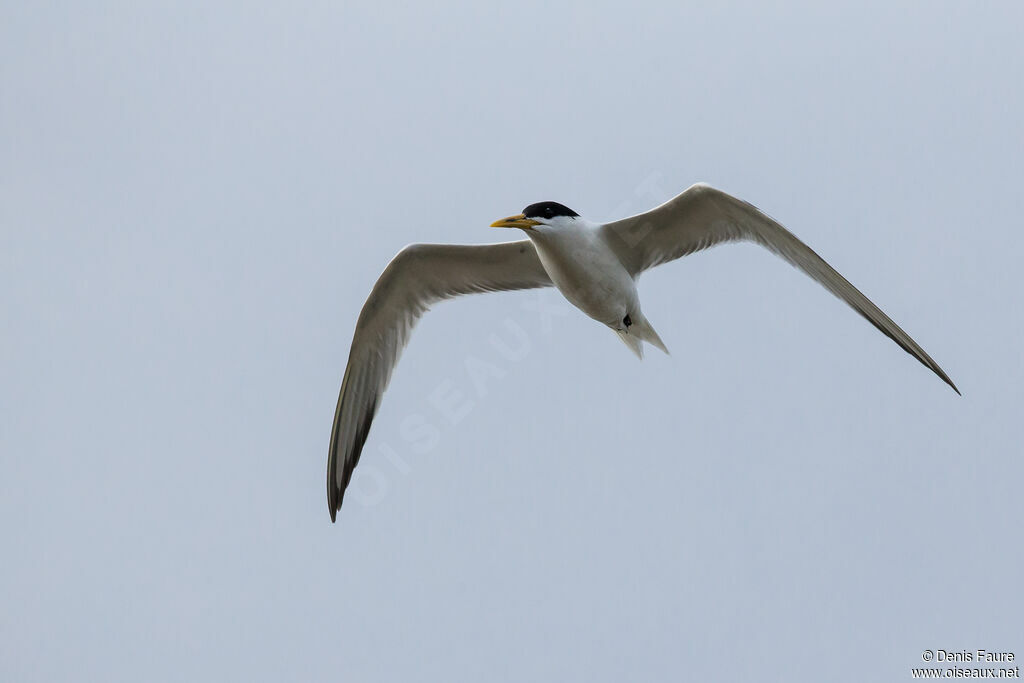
left=534, top=242, right=636, bottom=325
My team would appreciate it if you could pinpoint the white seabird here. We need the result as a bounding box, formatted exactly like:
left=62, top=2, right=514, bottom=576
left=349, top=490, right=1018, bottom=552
left=327, top=183, right=958, bottom=521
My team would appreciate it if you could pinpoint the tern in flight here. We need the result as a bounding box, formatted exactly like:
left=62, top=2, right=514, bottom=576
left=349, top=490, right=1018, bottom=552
left=327, top=183, right=958, bottom=520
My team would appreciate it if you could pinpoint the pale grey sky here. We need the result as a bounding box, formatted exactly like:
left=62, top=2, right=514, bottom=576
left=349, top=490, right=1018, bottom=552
left=2, top=2, right=1022, bottom=682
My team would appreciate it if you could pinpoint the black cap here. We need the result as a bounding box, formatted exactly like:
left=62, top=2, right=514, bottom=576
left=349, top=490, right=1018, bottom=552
left=522, top=201, right=579, bottom=219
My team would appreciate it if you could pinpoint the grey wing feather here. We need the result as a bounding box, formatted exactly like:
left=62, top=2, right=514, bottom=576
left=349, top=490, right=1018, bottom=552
left=328, top=240, right=552, bottom=521
left=600, top=183, right=958, bottom=394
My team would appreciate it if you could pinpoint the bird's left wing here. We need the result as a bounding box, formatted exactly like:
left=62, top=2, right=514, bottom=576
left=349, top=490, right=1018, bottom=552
left=599, top=183, right=958, bottom=393
left=328, top=241, right=551, bottom=521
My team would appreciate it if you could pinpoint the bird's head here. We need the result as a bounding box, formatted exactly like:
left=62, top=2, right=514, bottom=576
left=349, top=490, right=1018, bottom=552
left=491, top=201, right=580, bottom=232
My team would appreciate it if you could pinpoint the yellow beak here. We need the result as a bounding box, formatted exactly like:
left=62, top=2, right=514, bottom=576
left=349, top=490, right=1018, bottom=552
left=491, top=214, right=541, bottom=229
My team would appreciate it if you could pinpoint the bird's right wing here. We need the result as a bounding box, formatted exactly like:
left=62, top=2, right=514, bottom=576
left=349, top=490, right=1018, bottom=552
left=600, top=183, right=959, bottom=394
left=328, top=241, right=551, bottom=521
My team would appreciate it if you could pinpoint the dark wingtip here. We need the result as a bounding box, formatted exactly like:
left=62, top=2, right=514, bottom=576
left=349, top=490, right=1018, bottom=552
left=932, top=365, right=960, bottom=396
left=328, top=475, right=345, bottom=523
left=327, top=467, right=339, bottom=523
left=329, top=486, right=344, bottom=523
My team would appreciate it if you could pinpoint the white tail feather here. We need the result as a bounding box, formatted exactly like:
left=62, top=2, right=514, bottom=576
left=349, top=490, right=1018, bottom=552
left=615, top=328, right=645, bottom=359
left=613, top=314, right=669, bottom=359
left=634, top=314, right=669, bottom=355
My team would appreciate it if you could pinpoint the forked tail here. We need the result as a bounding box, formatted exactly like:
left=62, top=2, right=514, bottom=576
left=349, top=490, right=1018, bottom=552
left=614, top=313, right=669, bottom=359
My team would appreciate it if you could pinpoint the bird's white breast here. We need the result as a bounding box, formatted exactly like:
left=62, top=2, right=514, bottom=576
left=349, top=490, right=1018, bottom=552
left=528, top=221, right=638, bottom=326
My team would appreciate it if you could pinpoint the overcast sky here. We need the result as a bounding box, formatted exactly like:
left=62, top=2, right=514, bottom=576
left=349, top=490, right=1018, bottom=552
left=3, top=2, right=1022, bottom=682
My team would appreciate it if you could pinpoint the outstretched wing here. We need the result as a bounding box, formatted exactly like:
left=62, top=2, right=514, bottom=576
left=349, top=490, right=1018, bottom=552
left=328, top=241, right=551, bottom=521
left=600, top=183, right=958, bottom=393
